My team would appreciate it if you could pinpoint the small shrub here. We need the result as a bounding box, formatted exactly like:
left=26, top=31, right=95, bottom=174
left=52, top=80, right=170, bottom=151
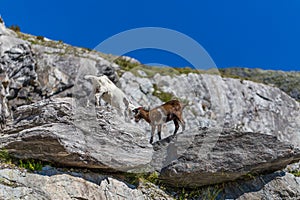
left=145, top=171, right=160, bottom=185
left=201, top=186, right=222, bottom=200
left=291, top=170, right=300, bottom=177
left=123, top=171, right=162, bottom=187
left=19, top=159, right=43, bottom=171
left=0, top=149, right=11, bottom=163
left=9, top=25, right=20, bottom=32
left=178, top=188, right=188, bottom=200
left=0, top=149, right=48, bottom=171
left=36, top=36, right=44, bottom=41
left=175, top=186, right=222, bottom=200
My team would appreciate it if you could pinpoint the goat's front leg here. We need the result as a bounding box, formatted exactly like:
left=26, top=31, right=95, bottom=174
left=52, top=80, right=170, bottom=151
left=150, top=125, right=156, bottom=144
left=157, top=124, right=162, bottom=140
left=177, top=114, right=186, bottom=131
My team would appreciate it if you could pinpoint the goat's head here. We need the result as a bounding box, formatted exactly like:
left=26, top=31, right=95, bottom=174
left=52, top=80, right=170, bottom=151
left=132, top=107, right=145, bottom=123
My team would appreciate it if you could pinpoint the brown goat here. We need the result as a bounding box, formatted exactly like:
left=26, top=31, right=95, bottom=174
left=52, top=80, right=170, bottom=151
left=132, top=100, right=186, bottom=144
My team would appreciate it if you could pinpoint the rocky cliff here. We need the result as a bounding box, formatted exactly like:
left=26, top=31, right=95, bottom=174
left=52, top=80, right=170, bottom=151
left=220, top=67, right=300, bottom=102
left=0, top=18, right=300, bottom=199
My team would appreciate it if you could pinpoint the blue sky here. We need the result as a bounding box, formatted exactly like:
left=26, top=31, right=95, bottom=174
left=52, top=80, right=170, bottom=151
left=1, top=1, right=299, bottom=71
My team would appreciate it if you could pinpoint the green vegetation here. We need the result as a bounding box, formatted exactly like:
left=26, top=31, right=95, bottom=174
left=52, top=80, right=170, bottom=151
left=0, top=149, right=47, bottom=172
left=14, top=31, right=95, bottom=59
left=114, top=57, right=140, bottom=72
left=115, top=57, right=220, bottom=78
left=123, top=171, right=162, bottom=186
left=145, top=171, right=160, bottom=185
left=290, top=170, right=300, bottom=177
left=0, top=149, right=11, bottom=163
left=152, top=84, right=189, bottom=103
left=152, top=84, right=174, bottom=102
left=175, top=186, right=222, bottom=200
left=174, top=67, right=199, bottom=75
left=19, top=159, right=43, bottom=171
left=200, top=186, right=223, bottom=200
left=9, top=25, right=20, bottom=32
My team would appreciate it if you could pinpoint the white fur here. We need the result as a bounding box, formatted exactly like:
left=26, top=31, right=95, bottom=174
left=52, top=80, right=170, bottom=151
left=84, top=75, right=137, bottom=120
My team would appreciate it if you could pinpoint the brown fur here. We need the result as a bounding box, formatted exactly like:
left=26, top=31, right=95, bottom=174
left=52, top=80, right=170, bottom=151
left=132, top=100, right=186, bottom=144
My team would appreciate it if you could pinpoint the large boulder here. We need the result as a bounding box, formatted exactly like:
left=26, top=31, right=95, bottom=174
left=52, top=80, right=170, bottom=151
left=0, top=98, right=153, bottom=172
left=152, top=127, right=300, bottom=187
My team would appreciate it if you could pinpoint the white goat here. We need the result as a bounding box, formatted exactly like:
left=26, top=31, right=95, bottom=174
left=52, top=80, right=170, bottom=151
left=84, top=75, right=136, bottom=120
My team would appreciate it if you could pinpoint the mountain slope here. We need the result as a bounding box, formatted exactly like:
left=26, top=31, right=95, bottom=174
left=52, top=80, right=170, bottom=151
left=219, top=67, right=300, bottom=102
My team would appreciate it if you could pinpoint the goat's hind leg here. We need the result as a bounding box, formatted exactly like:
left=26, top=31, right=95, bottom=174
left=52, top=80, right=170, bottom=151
left=150, top=125, right=156, bottom=144
left=173, top=119, right=179, bottom=135
left=157, top=124, right=162, bottom=140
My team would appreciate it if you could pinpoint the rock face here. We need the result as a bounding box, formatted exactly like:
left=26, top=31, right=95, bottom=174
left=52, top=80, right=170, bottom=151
left=220, top=67, right=300, bottom=102
left=120, top=72, right=300, bottom=147
left=0, top=19, right=119, bottom=129
left=0, top=168, right=106, bottom=200
left=0, top=97, right=152, bottom=172
left=152, top=127, right=300, bottom=187
left=0, top=168, right=172, bottom=200
left=236, top=173, right=300, bottom=200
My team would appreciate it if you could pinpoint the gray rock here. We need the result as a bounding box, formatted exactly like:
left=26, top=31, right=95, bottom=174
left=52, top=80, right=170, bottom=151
left=190, top=171, right=300, bottom=199
left=152, top=127, right=300, bottom=187
left=0, top=21, right=120, bottom=130
left=120, top=72, right=300, bottom=148
left=1, top=98, right=153, bottom=172
left=0, top=19, right=17, bottom=38
left=0, top=168, right=172, bottom=200
left=138, top=181, right=175, bottom=200
left=229, top=172, right=300, bottom=200
left=0, top=43, right=39, bottom=110
left=120, top=72, right=161, bottom=107
left=0, top=168, right=103, bottom=200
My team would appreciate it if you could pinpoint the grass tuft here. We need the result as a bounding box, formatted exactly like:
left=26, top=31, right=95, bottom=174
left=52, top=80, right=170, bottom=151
left=152, top=84, right=174, bottom=102
left=290, top=170, right=300, bottom=177
left=19, top=159, right=43, bottom=171
left=0, top=149, right=11, bottom=163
